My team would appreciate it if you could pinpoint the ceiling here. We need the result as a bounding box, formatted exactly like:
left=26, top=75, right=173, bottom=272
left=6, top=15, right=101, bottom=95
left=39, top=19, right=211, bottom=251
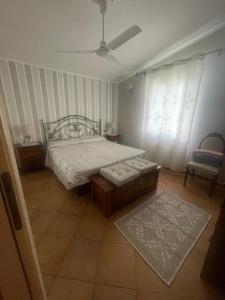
left=0, top=0, right=225, bottom=81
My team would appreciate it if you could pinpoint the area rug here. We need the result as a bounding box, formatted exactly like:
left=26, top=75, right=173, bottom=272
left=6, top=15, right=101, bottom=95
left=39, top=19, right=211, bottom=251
left=115, top=191, right=211, bottom=286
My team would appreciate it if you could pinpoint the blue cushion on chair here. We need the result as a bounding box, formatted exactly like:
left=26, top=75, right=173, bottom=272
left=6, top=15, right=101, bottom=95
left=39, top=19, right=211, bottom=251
left=192, top=149, right=223, bottom=167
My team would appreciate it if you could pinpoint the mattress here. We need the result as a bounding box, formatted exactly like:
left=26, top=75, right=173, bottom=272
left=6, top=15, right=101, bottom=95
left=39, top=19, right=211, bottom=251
left=45, top=136, right=145, bottom=189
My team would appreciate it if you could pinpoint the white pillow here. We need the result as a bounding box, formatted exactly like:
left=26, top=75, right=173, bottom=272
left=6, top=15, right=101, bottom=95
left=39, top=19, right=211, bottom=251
left=48, top=135, right=105, bottom=148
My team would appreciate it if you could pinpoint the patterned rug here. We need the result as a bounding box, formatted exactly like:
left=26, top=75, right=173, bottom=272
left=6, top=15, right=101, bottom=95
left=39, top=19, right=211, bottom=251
left=115, top=191, right=211, bottom=286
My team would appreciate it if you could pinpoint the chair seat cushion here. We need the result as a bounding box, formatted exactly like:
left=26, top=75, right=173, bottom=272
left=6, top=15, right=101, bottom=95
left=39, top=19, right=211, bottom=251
left=192, top=149, right=224, bottom=167
left=187, top=161, right=219, bottom=175
left=100, top=163, right=140, bottom=187
left=124, top=157, right=158, bottom=174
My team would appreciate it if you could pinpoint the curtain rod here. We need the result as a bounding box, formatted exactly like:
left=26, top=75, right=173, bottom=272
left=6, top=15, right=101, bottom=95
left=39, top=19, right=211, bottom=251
left=136, top=47, right=225, bottom=76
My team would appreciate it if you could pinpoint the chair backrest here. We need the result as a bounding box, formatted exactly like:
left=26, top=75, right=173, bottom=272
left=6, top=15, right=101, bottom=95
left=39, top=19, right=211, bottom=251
left=199, top=132, right=225, bottom=153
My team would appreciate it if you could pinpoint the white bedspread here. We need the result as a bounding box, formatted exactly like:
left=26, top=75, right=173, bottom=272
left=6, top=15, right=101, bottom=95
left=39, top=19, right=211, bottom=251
left=46, top=136, right=145, bottom=189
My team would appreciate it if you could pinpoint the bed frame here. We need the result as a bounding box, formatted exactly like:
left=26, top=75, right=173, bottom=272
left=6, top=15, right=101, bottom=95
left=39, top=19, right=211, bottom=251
left=41, top=115, right=102, bottom=144
left=41, top=115, right=102, bottom=195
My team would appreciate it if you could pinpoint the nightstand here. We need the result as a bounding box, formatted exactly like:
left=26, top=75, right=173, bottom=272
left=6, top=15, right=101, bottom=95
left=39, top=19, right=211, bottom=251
left=15, top=142, right=45, bottom=174
left=106, top=134, right=120, bottom=143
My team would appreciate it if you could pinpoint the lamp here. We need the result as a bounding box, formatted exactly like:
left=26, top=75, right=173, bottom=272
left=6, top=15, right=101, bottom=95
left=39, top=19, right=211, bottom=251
left=106, top=122, right=113, bottom=135
left=22, top=124, right=32, bottom=144
left=111, top=122, right=117, bottom=135
left=106, top=122, right=117, bottom=135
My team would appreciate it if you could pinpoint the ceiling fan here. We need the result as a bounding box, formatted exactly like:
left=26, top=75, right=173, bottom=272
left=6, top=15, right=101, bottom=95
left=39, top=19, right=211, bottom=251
left=58, top=0, right=142, bottom=65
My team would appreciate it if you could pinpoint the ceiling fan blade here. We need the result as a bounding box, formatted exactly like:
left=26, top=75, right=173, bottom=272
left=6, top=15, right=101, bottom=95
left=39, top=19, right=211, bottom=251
left=58, top=49, right=96, bottom=54
left=104, top=54, right=121, bottom=66
left=107, top=25, right=142, bottom=50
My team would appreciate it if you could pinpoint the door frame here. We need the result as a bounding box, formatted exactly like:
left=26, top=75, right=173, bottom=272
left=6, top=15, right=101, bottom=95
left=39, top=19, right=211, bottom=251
left=0, top=89, right=47, bottom=300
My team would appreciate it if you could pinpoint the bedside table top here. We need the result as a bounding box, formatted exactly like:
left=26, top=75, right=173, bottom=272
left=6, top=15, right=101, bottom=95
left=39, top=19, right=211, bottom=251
left=15, top=142, right=43, bottom=149
left=105, top=134, right=120, bottom=142
left=106, top=134, right=120, bottom=137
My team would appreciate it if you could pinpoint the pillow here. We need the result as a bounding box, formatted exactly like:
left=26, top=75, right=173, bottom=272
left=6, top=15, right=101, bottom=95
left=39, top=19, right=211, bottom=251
left=192, top=149, right=224, bottom=167
left=48, top=135, right=105, bottom=148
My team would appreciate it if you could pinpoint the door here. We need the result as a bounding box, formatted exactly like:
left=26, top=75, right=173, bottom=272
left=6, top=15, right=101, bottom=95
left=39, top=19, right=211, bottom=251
left=0, top=86, right=46, bottom=299
left=0, top=185, right=31, bottom=299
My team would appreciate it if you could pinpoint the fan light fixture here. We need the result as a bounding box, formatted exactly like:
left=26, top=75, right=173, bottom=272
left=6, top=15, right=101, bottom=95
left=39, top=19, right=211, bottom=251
left=58, top=0, right=142, bottom=66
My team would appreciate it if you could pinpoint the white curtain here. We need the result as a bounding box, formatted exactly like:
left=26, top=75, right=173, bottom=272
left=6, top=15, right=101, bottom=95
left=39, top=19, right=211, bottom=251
left=141, top=59, right=204, bottom=171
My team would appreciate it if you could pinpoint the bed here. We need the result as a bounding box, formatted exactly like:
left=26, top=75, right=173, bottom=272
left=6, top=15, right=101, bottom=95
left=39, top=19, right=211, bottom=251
left=41, top=115, right=145, bottom=190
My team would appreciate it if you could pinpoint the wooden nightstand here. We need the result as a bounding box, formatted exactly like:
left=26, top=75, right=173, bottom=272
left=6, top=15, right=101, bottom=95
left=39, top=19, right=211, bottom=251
left=106, top=134, right=120, bottom=143
left=15, top=142, right=45, bottom=174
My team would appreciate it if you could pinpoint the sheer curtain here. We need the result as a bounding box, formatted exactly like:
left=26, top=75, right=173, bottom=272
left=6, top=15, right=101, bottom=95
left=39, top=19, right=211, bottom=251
left=141, top=59, right=204, bottom=171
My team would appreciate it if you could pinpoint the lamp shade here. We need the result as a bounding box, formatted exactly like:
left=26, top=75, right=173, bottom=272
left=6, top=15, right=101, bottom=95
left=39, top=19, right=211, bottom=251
left=22, top=124, right=31, bottom=136
left=111, top=122, right=118, bottom=134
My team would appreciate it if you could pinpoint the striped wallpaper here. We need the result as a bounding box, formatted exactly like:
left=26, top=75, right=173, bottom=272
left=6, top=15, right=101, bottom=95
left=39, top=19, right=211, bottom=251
left=0, top=59, right=118, bottom=143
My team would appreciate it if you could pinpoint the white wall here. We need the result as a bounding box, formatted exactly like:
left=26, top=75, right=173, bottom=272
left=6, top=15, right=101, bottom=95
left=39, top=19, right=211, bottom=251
left=118, top=27, right=225, bottom=180
left=187, top=51, right=225, bottom=181
left=188, top=52, right=225, bottom=151
left=118, top=76, right=145, bottom=148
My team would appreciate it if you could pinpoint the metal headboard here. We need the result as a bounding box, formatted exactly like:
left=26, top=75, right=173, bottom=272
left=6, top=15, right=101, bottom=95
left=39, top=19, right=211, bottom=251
left=41, top=115, right=102, bottom=144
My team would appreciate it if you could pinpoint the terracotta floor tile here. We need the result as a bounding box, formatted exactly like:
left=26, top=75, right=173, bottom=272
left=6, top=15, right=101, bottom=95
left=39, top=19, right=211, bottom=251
left=169, top=248, right=225, bottom=300
left=42, top=274, right=55, bottom=294
left=44, top=178, right=66, bottom=194
left=196, top=215, right=217, bottom=255
left=21, top=168, right=224, bottom=300
left=103, top=223, right=129, bottom=245
left=48, top=277, right=94, bottom=300
left=32, top=233, right=43, bottom=245
left=93, top=284, right=136, bottom=300
left=46, top=213, right=80, bottom=238
left=37, top=235, right=71, bottom=275
left=58, top=238, right=101, bottom=282
left=21, top=172, right=49, bottom=198
left=61, top=195, right=89, bottom=215
left=29, top=209, right=58, bottom=235
left=135, top=249, right=224, bottom=300
left=135, top=252, right=171, bottom=295
left=39, top=190, right=67, bottom=211
left=75, top=205, right=108, bottom=241
left=26, top=190, right=48, bottom=209
left=137, top=290, right=181, bottom=300
left=180, top=298, right=199, bottom=300
left=110, top=202, right=139, bottom=222
left=27, top=207, right=36, bottom=217
left=22, top=182, right=37, bottom=198
left=96, top=243, right=136, bottom=289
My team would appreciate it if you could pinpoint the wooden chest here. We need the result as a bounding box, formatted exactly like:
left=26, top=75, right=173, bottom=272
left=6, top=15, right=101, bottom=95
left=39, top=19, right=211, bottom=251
left=90, top=167, right=159, bottom=218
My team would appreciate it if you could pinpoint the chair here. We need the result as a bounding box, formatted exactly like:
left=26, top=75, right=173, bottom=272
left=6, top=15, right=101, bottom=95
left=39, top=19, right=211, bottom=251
left=183, top=132, right=225, bottom=196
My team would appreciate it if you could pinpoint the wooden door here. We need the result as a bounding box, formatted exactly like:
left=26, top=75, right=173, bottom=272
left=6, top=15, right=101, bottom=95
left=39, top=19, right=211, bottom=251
left=0, top=188, right=31, bottom=300
left=0, top=85, right=46, bottom=299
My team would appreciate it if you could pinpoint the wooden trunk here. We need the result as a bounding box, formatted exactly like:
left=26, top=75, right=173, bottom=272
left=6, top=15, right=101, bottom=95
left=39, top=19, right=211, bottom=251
left=136, top=170, right=159, bottom=197
left=90, top=168, right=159, bottom=218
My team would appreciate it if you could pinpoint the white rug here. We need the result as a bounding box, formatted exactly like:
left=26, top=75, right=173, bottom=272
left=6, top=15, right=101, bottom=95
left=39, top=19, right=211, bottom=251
left=115, top=191, right=211, bottom=286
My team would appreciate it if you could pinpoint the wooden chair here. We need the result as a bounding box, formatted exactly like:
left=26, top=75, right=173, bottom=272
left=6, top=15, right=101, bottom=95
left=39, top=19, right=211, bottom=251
left=183, top=132, right=225, bottom=196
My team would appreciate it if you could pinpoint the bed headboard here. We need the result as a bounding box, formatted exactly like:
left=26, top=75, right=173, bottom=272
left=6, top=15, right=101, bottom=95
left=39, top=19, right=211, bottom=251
left=41, top=115, right=102, bottom=143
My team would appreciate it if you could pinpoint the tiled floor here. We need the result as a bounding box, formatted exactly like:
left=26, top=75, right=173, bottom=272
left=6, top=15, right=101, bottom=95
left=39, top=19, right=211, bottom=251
left=21, top=168, right=225, bottom=300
